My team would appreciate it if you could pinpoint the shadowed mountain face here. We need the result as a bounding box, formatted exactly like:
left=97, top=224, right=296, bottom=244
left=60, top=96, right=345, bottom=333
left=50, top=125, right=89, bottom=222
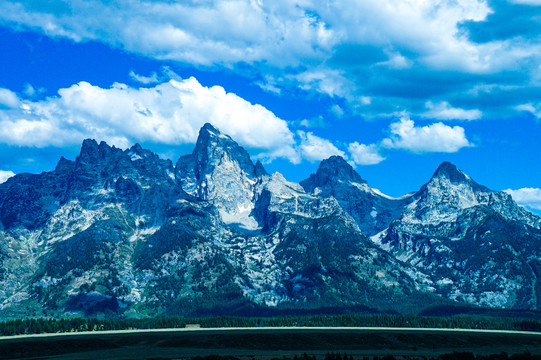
left=0, top=124, right=539, bottom=318
left=302, top=158, right=541, bottom=311
left=0, top=123, right=442, bottom=318
left=301, top=156, right=412, bottom=236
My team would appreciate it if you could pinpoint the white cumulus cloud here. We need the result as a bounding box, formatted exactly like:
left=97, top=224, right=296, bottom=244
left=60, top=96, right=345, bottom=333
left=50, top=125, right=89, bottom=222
left=0, top=0, right=501, bottom=72
left=0, top=170, right=15, bottom=184
left=424, top=101, right=482, bottom=121
left=381, top=116, right=472, bottom=153
left=504, top=188, right=541, bottom=210
left=0, top=88, right=19, bottom=109
left=344, top=114, right=472, bottom=166
left=0, top=1, right=336, bottom=67
left=297, top=131, right=345, bottom=162
left=348, top=143, right=386, bottom=165
left=1, top=0, right=539, bottom=119
left=0, top=78, right=298, bottom=162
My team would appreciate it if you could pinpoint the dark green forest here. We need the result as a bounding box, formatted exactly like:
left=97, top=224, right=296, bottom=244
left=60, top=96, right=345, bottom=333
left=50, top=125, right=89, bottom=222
left=0, top=314, right=540, bottom=336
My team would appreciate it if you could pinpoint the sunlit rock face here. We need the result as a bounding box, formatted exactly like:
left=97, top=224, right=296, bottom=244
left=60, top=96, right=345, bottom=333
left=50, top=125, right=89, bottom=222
left=0, top=123, right=435, bottom=318
left=373, top=162, right=541, bottom=310
left=0, top=123, right=539, bottom=318
left=175, top=123, right=263, bottom=230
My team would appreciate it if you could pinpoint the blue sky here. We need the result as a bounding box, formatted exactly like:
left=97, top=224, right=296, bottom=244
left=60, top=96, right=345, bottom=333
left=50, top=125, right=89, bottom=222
left=0, top=0, right=541, bottom=213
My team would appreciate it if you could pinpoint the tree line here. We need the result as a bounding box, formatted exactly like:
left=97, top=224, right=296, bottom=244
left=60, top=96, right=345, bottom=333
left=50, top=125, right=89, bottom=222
left=0, top=314, right=539, bottom=336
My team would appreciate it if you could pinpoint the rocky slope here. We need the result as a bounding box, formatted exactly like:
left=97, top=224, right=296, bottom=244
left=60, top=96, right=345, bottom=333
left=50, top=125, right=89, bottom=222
left=0, top=124, right=438, bottom=318
left=300, top=156, right=412, bottom=236
left=372, top=162, right=541, bottom=310
left=301, top=158, right=541, bottom=311
left=1, top=124, right=539, bottom=318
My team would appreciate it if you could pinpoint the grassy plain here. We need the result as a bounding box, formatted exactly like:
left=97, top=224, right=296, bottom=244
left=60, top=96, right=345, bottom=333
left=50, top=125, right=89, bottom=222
left=0, top=327, right=540, bottom=359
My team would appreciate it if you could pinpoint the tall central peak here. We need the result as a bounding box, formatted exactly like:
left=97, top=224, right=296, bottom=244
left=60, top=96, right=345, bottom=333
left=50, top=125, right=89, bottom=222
left=175, top=124, right=267, bottom=224
left=200, top=122, right=223, bottom=136
left=196, top=123, right=229, bottom=147
left=191, top=123, right=256, bottom=178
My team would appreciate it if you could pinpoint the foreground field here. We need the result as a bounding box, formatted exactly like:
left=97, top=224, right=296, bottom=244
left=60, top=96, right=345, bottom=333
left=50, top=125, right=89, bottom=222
left=0, top=327, right=540, bottom=359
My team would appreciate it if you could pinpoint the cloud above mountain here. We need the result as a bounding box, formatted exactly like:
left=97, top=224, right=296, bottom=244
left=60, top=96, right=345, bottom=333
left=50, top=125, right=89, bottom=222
left=0, top=75, right=475, bottom=168
left=0, top=88, right=19, bottom=109
left=297, top=131, right=345, bottom=162
left=0, top=77, right=298, bottom=162
left=348, top=143, right=386, bottom=165
left=346, top=115, right=472, bottom=166
left=381, top=117, right=472, bottom=153
left=1, top=0, right=541, bottom=119
left=1, top=0, right=539, bottom=200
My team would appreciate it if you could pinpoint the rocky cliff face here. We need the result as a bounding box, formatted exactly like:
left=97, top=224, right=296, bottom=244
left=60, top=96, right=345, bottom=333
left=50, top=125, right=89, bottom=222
left=301, top=156, right=412, bottom=236
left=0, top=138, right=182, bottom=317
left=0, top=123, right=436, bottom=318
left=0, top=124, right=539, bottom=318
left=175, top=123, right=265, bottom=230
left=372, top=162, right=541, bottom=310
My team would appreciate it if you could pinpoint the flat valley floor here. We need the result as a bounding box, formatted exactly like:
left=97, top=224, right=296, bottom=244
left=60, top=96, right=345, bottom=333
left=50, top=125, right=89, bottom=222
left=0, top=327, right=540, bottom=360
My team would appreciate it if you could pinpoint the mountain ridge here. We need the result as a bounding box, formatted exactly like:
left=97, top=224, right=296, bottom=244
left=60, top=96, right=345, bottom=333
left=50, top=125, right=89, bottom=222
left=0, top=123, right=539, bottom=319
left=300, top=156, right=413, bottom=236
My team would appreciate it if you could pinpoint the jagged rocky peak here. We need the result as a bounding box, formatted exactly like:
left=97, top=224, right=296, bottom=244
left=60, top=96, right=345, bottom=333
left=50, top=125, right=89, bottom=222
left=300, top=155, right=410, bottom=236
left=127, top=143, right=165, bottom=163
left=396, top=161, right=541, bottom=228
left=80, top=138, right=99, bottom=152
left=54, top=156, right=75, bottom=174
left=377, top=161, right=541, bottom=310
left=125, top=143, right=147, bottom=163
left=407, top=162, right=486, bottom=221
left=425, top=161, right=494, bottom=193
left=74, top=139, right=126, bottom=173
left=70, top=139, right=120, bottom=188
left=175, top=123, right=267, bottom=221
left=191, top=123, right=259, bottom=178
left=125, top=143, right=175, bottom=178
left=79, top=139, right=116, bottom=158
left=254, top=160, right=268, bottom=177
left=175, top=123, right=267, bottom=191
left=128, top=143, right=144, bottom=156
left=301, top=155, right=365, bottom=192
left=430, top=161, right=475, bottom=185
left=416, top=161, right=490, bottom=203
left=65, top=139, right=177, bottom=199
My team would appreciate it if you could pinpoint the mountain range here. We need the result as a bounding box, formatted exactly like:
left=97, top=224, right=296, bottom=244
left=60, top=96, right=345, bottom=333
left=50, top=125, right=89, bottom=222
left=0, top=123, right=539, bottom=318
